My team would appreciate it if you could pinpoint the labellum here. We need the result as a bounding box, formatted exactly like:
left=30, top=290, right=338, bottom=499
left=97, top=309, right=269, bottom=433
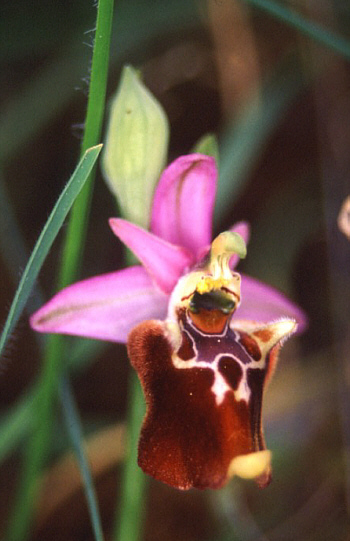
left=127, top=232, right=296, bottom=490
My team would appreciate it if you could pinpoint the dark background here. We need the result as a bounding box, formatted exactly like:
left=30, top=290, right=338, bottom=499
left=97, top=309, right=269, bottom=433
left=1, top=1, right=350, bottom=539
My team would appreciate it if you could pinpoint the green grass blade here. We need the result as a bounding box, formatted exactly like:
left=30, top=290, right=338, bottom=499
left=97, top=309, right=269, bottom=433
left=60, top=377, right=104, bottom=541
left=0, top=145, right=101, bottom=360
left=81, top=1, right=114, bottom=155
left=243, top=0, right=350, bottom=61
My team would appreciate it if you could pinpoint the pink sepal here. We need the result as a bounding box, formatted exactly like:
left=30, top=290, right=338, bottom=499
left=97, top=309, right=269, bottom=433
left=237, top=274, right=308, bottom=332
left=30, top=266, right=168, bottom=343
left=109, top=218, right=193, bottom=294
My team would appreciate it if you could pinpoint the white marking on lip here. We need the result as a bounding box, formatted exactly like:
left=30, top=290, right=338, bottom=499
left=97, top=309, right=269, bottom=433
left=211, top=370, right=231, bottom=405
left=215, top=354, right=251, bottom=405
left=172, top=349, right=257, bottom=406
left=171, top=323, right=268, bottom=406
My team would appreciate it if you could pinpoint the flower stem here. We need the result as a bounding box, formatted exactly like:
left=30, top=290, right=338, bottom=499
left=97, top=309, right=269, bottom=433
left=113, top=371, right=148, bottom=541
left=6, top=1, right=114, bottom=539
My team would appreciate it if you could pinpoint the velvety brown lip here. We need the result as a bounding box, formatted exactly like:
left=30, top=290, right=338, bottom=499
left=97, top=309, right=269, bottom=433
left=127, top=317, right=295, bottom=490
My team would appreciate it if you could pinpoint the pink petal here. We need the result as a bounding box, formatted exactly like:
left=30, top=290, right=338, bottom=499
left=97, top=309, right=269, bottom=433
left=30, top=266, right=168, bottom=343
left=236, top=274, right=308, bottom=332
left=151, top=154, right=217, bottom=254
left=230, top=221, right=250, bottom=246
left=109, top=218, right=193, bottom=294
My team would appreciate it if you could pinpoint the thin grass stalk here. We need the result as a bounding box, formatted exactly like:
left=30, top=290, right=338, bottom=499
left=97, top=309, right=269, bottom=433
left=6, top=1, right=114, bottom=539
left=58, top=0, right=115, bottom=288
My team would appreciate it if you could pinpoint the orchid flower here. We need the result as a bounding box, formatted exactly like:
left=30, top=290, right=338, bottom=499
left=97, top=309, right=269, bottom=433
left=31, top=153, right=306, bottom=490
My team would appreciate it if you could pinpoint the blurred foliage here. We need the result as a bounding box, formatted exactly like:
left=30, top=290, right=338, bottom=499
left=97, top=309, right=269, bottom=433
left=1, top=0, right=350, bottom=540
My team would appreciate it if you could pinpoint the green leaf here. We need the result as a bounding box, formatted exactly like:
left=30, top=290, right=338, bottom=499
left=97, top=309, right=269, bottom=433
left=0, top=144, right=101, bottom=360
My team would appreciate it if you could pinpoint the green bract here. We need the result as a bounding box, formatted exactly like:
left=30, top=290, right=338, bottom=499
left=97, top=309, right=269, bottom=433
left=102, top=65, right=169, bottom=228
left=193, top=132, right=219, bottom=165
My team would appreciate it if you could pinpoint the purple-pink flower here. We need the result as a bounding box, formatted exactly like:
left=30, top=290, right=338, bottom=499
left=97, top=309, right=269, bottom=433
left=31, top=154, right=307, bottom=490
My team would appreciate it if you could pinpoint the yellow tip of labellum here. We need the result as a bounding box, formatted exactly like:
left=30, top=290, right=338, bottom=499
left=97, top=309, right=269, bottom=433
left=228, top=450, right=271, bottom=480
left=196, top=276, right=228, bottom=295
